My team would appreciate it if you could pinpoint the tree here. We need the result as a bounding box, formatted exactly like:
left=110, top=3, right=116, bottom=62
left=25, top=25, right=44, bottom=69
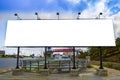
left=116, top=38, right=120, bottom=46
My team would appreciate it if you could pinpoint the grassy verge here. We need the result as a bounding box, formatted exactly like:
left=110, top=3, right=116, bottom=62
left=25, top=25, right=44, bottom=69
left=91, top=61, right=120, bottom=70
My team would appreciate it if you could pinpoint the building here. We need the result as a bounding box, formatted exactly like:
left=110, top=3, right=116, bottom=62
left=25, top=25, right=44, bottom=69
left=0, top=50, right=5, bottom=55
left=52, top=52, right=70, bottom=60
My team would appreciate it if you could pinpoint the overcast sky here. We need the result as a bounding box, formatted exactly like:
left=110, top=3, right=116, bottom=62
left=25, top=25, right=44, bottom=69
left=0, top=0, right=120, bottom=55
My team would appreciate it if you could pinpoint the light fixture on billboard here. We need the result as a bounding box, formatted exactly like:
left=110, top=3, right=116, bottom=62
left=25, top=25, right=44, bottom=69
left=14, top=13, right=22, bottom=20
left=77, top=12, right=81, bottom=19
left=56, top=12, right=59, bottom=20
left=35, top=12, right=41, bottom=20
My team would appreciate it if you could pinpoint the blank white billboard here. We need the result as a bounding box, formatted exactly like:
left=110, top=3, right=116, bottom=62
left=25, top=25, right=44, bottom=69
left=5, top=19, right=116, bottom=47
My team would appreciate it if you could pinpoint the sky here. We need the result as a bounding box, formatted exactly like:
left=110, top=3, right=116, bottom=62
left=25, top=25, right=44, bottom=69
left=0, top=0, right=120, bottom=55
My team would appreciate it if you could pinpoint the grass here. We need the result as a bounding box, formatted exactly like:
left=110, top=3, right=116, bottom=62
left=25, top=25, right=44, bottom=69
left=91, top=61, right=120, bottom=70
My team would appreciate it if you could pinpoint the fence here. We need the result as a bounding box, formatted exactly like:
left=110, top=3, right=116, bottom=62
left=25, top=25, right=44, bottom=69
left=19, top=58, right=87, bottom=73
left=19, top=58, right=45, bottom=71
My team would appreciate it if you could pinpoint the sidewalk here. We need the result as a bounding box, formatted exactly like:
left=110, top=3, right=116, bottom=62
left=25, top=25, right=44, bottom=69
left=92, top=65, right=120, bottom=80
left=0, top=66, right=120, bottom=80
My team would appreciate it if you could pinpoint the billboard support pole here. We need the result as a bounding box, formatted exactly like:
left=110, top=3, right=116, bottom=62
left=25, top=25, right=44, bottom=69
left=72, top=47, right=76, bottom=69
left=16, top=47, right=20, bottom=69
left=44, top=47, right=47, bottom=69
left=99, top=47, right=104, bottom=69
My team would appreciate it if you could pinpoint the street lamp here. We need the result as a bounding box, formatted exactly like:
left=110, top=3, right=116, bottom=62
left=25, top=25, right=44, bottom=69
left=77, top=12, right=81, bottom=19
left=56, top=12, right=59, bottom=20
left=35, top=12, right=41, bottom=20
left=14, top=13, right=22, bottom=20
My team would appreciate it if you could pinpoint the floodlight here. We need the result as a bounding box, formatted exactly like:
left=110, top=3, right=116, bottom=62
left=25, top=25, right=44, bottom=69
left=35, top=12, right=40, bottom=20
left=14, top=13, right=22, bottom=20
left=77, top=12, right=81, bottom=19
left=56, top=12, right=59, bottom=20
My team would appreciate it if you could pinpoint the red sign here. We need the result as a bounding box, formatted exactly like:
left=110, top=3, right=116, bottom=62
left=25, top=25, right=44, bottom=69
left=53, top=48, right=73, bottom=52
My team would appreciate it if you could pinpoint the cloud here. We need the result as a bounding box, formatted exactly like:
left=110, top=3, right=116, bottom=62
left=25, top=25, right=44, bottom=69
left=105, top=0, right=120, bottom=15
left=46, top=0, right=54, bottom=3
left=67, top=0, right=81, bottom=4
left=96, top=0, right=106, bottom=12
left=0, top=20, right=7, bottom=50
left=0, top=0, right=120, bottom=54
left=112, top=12, right=120, bottom=38
left=80, top=0, right=108, bottom=18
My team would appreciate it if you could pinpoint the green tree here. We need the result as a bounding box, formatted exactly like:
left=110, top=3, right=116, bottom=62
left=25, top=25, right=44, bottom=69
left=116, top=38, right=120, bottom=46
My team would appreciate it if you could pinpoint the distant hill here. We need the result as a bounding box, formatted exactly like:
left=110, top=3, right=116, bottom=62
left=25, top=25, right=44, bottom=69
left=90, top=47, right=120, bottom=63
left=77, top=38, right=120, bottom=63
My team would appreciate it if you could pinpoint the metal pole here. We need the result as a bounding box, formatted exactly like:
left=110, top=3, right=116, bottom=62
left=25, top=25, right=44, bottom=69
left=44, top=47, right=47, bottom=69
left=30, top=61, right=31, bottom=71
left=99, top=47, right=104, bottom=69
left=16, top=47, right=20, bottom=69
left=38, top=60, right=39, bottom=70
left=72, top=47, right=76, bottom=69
left=88, top=48, right=90, bottom=56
